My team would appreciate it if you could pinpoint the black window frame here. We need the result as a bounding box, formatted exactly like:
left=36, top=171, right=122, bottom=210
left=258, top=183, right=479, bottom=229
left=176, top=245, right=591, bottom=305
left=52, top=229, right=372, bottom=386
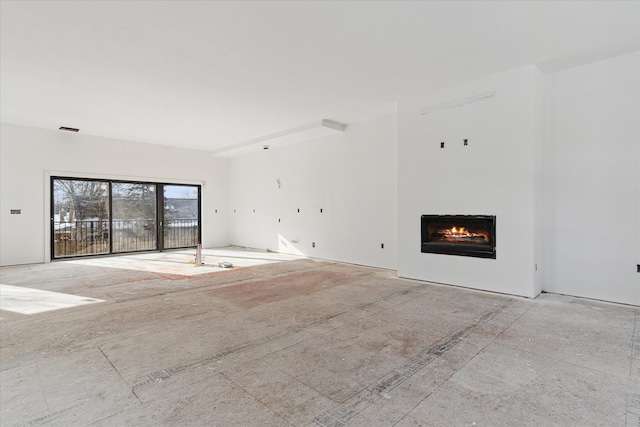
left=50, top=176, right=201, bottom=260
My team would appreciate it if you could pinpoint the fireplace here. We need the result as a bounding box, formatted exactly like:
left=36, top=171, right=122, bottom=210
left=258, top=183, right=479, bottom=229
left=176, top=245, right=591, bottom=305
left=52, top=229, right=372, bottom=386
left=421, top=215, right=496, bottom=259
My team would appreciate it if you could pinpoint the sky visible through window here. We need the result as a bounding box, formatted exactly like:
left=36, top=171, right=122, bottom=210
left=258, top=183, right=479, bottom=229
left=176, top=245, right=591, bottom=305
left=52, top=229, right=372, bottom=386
left=164, top=185, right=198, bottom=199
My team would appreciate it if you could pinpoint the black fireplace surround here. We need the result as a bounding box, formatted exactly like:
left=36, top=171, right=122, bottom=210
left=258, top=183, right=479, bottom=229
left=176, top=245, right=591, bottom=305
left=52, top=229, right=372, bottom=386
left=421, top=215, right=496, bottom=259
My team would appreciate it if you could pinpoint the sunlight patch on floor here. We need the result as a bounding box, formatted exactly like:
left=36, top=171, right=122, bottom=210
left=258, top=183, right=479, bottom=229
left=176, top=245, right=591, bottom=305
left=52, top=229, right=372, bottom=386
left=0, top=284, right=104, bottom=315
left=65, top=246, right=306, bottom=276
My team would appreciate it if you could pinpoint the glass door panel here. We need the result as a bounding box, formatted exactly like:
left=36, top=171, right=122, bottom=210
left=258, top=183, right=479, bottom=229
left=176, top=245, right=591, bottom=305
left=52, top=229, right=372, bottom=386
left=51, top=178, right=200, bottom=259
left=52, top=178, right=110, bottom=258
left=163, top=185, right=199, bottom=249
left=112, top=182, right=157, bottom=252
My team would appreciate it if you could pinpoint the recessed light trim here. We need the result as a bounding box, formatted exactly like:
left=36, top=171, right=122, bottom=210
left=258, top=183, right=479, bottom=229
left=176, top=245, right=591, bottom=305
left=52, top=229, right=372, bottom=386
left=59, top=126, right=79, bottom=132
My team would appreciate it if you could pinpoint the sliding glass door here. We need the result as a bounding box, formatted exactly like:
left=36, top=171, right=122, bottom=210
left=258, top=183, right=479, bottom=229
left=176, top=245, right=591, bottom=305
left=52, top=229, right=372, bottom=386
left=112, top=182, right=157, bottom=252
left=51, top=177, right=201, bottom=259
left=52, top=178, right=110, bottom=257
left=163, top=185, right=200, bottom=249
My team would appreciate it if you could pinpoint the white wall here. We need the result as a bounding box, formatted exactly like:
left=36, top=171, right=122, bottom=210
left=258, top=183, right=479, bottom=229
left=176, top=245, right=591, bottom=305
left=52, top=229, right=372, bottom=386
left=542, top=51, right=640, bottom=305
left=2, top=53, right=637, bottom=306
left=398, top=66, right=543, bottom=298
left=228, top=114, right=397, bottom=270
left=0, top=123, right=230, bottom=266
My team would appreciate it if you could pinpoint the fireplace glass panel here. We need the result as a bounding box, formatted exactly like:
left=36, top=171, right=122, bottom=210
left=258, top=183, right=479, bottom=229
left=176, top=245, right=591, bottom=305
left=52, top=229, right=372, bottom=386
left=421, top=215, right=496, bottom=258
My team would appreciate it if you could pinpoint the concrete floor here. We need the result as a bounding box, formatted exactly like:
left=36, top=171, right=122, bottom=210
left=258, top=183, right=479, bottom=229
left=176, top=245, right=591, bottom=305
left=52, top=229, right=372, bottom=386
left=1, top=248, right=639, bottom=426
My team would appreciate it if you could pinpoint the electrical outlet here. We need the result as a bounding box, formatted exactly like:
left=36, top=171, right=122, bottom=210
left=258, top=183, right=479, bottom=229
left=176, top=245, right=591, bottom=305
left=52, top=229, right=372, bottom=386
left=312, top=242, right=315, bottom=248
left=381, top=243, right=384, bottom=249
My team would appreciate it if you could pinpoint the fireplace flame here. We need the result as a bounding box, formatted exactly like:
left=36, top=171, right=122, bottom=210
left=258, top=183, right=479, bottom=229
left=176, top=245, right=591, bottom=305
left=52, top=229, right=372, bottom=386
left=447, top=226, right=471, bottom=236
left=444, top=226, right=489, bottom=242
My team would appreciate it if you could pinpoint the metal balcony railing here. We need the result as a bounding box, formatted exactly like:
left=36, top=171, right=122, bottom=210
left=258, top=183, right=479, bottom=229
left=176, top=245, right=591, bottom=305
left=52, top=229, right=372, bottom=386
left=163, top=218, right=199, bottom=249
left=53, top=218, right=198, bottom=257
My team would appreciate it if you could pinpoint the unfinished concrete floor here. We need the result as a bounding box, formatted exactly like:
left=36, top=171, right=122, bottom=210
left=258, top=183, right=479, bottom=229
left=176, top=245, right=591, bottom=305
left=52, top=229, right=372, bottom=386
left=1, top=248, right=639, bottom=426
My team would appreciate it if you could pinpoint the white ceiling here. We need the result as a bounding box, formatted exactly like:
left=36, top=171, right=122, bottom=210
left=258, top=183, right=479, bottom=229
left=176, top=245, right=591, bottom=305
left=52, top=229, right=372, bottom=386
left=1, top=1, right=638, bottom=154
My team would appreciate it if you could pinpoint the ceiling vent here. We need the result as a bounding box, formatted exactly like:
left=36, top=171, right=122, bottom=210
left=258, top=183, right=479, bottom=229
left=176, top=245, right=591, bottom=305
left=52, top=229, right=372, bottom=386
left=59, top=126, right=79, bottom=132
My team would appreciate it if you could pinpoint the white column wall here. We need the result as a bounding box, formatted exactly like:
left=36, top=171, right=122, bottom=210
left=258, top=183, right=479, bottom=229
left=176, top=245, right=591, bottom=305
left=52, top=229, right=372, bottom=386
left=398, top=66, right=543, bottom=298
left=229, top=114, right=398, bottom=270
left=0, top=123, right=230, bottom=266
left=542, top=51, right=640, bottom=305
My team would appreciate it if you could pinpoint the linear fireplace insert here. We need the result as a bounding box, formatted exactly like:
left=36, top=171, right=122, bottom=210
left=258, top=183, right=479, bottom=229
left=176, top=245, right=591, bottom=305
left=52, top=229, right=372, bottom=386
left=421, top=215, right=496, bottom=259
